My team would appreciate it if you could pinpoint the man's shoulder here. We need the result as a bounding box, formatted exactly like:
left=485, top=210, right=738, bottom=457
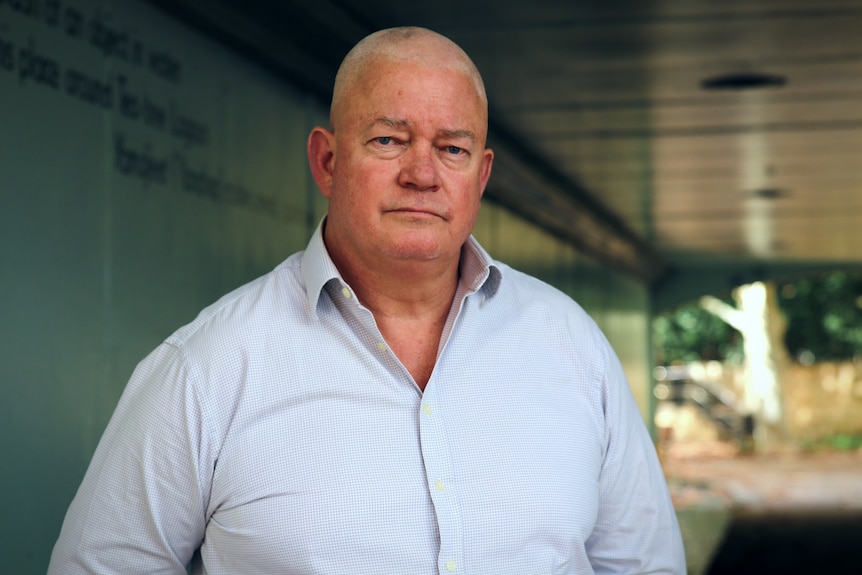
left=491, top=261, right=610, bottom=348
left=495, top=261, right=590, bottom=317
left=167, top=251, right=307, bottom=350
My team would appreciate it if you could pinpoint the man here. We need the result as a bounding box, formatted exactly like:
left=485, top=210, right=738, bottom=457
left=49, top=27, right=685, bottom=574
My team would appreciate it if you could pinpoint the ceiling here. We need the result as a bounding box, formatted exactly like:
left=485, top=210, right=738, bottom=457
left=153, top=0, right=862, bottom=286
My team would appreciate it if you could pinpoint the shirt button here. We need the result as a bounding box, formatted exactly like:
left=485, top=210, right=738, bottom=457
left=422, top=404, right=432, bottom=415
left=434, top=480, right=445, bottom=492
left=377, top=341, right=388, bottom=353
left=341, top=286, right=351, bottom=299
left=445, top=560, right=457, bottom=572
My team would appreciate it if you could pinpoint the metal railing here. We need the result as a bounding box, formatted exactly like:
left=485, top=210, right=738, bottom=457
left=654, top=365, right=754, bottom=442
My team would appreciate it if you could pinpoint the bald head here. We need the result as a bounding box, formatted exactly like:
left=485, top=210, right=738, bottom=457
left=331, top=27, right=487, bottom=131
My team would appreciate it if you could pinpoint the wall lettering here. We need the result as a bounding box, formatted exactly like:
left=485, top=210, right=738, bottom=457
left=1, top=0, right=276, bottom=216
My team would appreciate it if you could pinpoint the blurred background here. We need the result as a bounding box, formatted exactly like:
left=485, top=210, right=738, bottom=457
left=653, top=273, right=862, bottom=574
left=2, top=0, right=862, bottom=573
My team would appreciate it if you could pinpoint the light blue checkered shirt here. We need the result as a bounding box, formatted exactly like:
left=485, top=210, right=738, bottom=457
left=49, top=221, right=685, bottom=574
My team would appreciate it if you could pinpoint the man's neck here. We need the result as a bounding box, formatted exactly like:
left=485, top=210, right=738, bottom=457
left=328, top=247, right=461, bottom=391
left=340, top=255, right=460, bottom=322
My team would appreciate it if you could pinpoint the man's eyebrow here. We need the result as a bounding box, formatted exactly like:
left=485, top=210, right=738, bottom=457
left=438, top=128, right=477, bottom=142
left=370, top=118, right=476, bottom=142
left=373, top=116, right=411, bottom=129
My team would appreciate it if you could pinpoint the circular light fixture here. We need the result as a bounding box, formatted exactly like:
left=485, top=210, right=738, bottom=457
left=748, top=187, right=787, bottom=200
left=701, top=72, right=787, bottom=90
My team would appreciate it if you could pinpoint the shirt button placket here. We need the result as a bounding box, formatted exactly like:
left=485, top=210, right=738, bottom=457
left=419, top=396, right=463, bottom=574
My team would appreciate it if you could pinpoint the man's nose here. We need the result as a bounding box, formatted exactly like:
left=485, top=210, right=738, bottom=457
left=398, top=144, right=440, bottom=191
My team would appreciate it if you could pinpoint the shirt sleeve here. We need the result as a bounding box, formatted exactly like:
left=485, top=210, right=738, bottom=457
left=48, top=342, right=212, bottom=575
left=585, top=340, right=687, bottom=574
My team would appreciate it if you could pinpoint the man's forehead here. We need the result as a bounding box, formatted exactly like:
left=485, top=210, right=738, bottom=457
left=333, top=59, right=487, bottom=135
left=358, top=55, right=484, bottom=103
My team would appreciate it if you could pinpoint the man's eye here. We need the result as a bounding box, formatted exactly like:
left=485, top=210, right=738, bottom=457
left=447, top=145, right=464, bottom=155
left=376, top=137, right=393, bottom=145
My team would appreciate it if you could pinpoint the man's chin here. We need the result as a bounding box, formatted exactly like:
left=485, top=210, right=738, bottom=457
left=379, top=237, right=448, bottom=262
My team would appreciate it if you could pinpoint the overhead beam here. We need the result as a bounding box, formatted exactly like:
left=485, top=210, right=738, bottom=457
left=486, top=120, right=669, bottom=283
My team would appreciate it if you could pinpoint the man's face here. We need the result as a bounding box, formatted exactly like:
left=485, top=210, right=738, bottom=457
left=316, top=58, right=494, bottom=270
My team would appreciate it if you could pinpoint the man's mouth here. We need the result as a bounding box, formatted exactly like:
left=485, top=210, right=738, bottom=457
left=385, top=206, right=445, bottom=219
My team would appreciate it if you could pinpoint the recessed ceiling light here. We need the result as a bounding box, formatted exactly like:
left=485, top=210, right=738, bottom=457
left=701, top=72, right=787, bottom=90
left=748, top=188, right=787, bottom=200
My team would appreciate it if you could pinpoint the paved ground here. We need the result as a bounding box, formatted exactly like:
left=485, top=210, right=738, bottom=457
left=661, top=441, right=862, bottom=574
left=664, top=441, right=862, bottom=510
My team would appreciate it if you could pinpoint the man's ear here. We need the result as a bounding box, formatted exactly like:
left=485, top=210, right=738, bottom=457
left=307, top=127, right=336, bottom=198
left=478, top=148, right=494, bottom=198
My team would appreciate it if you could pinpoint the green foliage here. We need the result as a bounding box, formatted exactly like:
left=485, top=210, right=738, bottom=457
left=653, top=299, right=743, bottom=365
left=654, top=269, right=862, bottom=364
left=778, top=270, right=862, bottom=362
left=800, top=434, right=862, bottom=452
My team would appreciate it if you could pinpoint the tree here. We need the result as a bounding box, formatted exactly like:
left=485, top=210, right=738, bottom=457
left=653, top=269, right=862, bottom=452
left=700, top=281, right=789, bottom=451
left=654, top=269, right=862, bottom=365
left=778, top=270, right=862, bottom=362
left=652, top=303, right=743, bottom=365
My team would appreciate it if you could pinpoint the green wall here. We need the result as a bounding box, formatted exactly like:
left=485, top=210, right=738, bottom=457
left=0, top=1, right=652, bottom=572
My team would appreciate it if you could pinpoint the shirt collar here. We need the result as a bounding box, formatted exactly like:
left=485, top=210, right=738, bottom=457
left=301, top=218, right=343, bottom=319
left=301, top=217, right=502, bottom=320
left=459, top=234, right=502, bottom=300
